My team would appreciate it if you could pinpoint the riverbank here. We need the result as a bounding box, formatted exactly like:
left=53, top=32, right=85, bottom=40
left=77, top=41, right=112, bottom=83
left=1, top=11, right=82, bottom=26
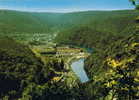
left=64, top=52, right=90, bottom=83
left=30, top=45, right=91, bottom=87
left=30, top=44, right=90, bottom=84
left=71, top=59, right=89, bottom=83
left=65, top=52, right=90, bottom=68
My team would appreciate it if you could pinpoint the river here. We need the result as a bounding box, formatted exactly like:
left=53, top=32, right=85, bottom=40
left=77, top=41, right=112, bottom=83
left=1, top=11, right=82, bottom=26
left=71, top=58, right=89, bottom=83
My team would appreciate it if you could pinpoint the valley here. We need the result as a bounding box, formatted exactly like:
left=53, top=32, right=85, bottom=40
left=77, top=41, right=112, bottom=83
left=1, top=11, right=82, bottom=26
left=30, top=44, right=90, bottom=82
left=0, top=9, right=139, bottom=100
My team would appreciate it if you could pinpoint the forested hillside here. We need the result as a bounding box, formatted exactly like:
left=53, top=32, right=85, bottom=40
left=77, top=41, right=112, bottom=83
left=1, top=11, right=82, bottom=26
left=0, top=10, right=138, bottom=36
left=0, top=10, right=50, bottom=33
left=82, top=10, right=139, bottom=100
left=55, top=10, right=139, bottom=48
left=0, top=8, right=139, bottom=100
left=0, top=37, right=85, bottom=100
left=83, top=33, right=139, bottom=100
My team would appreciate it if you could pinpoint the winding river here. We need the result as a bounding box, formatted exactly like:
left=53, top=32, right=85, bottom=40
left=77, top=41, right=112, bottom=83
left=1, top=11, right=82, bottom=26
left=71, top=58, right=89, bottom=83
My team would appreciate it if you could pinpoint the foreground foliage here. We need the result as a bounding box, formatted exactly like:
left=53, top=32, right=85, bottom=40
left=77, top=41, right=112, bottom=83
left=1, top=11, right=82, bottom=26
left=0, top=37, right=85, bottom=100
left=84, top=34, right=139, bottom=100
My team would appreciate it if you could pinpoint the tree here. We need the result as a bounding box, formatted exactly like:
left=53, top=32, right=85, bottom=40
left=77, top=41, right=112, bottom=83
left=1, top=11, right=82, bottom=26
left=129, top=0, right=139, bottom=9
left=129, top=0, right=136, bottom=5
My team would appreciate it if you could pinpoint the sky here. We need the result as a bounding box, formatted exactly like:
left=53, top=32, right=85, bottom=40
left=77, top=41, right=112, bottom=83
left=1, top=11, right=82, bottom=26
left=0, top=0, right=135, bottom=12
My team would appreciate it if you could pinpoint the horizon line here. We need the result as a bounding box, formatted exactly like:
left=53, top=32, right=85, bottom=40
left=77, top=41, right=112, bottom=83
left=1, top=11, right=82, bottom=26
left=0, top=8, right=134, bottom=13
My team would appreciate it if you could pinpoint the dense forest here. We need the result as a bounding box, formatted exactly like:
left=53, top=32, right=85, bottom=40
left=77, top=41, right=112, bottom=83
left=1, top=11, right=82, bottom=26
left=0, top=1, right=139, bottom=99
left=84, top=33, right=139, bottom=100
left=55, top=10, right=139, bottom=48
left=55, top=4, right=139, bottom=100
left=0, top=10, right=138, bottom=35
left=0, top=36, right=86, bottom=100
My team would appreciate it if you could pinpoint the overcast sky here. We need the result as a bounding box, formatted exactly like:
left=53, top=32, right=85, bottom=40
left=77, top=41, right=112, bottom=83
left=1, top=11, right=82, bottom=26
left=0, top=0, right=134, bottom=12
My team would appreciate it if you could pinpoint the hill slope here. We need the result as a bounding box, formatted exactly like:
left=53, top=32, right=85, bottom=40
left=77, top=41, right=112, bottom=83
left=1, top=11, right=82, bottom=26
left=0, top=10, right=138, bottom=34
left=55, top=10, right=139, bottom=48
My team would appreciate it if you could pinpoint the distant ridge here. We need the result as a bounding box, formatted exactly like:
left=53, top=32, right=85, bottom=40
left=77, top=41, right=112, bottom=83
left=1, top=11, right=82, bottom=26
left=0, top=9, right=138, bottom=35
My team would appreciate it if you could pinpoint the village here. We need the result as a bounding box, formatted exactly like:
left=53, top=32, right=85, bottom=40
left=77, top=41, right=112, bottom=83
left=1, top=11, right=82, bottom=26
left=30, top=45, right=89, bottom=58
left=30, top=44, right=90, bottom=70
